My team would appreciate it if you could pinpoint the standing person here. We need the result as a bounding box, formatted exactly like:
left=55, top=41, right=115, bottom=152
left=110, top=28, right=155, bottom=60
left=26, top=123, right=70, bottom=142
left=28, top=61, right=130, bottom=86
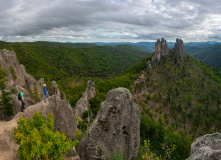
left=20, top=89, right=25, bottom=112
left=43, top=84, right=49, bottom=103
left=2, top=113, right=4, bottom=120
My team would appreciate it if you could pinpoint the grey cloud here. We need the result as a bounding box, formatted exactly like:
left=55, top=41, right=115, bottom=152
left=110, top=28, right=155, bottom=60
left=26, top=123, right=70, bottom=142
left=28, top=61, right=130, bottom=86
left=0, top=0, right=221, bottom=42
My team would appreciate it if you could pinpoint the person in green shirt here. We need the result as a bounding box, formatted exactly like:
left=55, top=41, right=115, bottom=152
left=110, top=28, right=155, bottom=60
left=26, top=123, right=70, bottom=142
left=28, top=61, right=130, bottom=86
left=20, top=89, right=25, bottom=112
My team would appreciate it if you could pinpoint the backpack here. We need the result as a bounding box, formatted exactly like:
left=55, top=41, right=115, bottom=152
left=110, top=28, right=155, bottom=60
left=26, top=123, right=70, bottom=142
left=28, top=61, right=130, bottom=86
left=18, top=92, right=21, bottom=101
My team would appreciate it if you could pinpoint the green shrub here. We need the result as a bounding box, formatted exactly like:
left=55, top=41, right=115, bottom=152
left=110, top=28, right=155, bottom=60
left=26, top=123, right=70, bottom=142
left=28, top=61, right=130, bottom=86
left=140, top=140, right=161, bottom=160
left=73, top=129, right=85, bottom=150
left=110, top=151, right=124, bottom=160
left=0, top=65, right=17, bottom=117
left=140, top=115, right=191, bottom=160
left=78, top=120, right=88, bottom=133
left=89, top=96, right=103, bottom=115
left=10, top=66, right=17, bottom=80
left=82, top=111, right=89, bottom=120
left=163, top=113, right=168, bottom=120
left=13, top=112, right=72, bottom=160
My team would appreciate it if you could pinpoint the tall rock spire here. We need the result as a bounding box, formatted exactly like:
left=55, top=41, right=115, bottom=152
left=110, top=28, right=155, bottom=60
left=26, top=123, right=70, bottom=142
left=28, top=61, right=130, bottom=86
left=174, top=38, right=185, bottom=60
left=151, top=38, right=169, bottom=62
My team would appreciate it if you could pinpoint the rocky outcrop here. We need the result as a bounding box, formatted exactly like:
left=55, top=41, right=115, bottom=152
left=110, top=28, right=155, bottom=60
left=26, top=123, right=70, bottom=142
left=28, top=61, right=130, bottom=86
left=24, top=71, right=45, bottom=101
left=0, top=49, right=26, bottom=87
left=0, top=49, right=45, bottom=115
left=151, top=38, right=169, bottom=62
left=0, top=95, right=76, bottom=160
left=52, top=81, right=60, bottom=96
left=60, top=92, right=66, bottom=101
left=174, top=38, right=185, bottom=60
left=147, top=60, right=152, bottom=70
left=79, top=87, right=140, bottom=160
left=73, top=80, right=96, bottom=118
left=187, top=132, right=221, bottom=160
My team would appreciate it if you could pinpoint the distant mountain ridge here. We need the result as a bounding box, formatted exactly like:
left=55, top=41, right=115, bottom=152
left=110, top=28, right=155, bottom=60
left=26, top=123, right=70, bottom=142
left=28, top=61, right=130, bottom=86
left=0, top=41, right=149, bottom=80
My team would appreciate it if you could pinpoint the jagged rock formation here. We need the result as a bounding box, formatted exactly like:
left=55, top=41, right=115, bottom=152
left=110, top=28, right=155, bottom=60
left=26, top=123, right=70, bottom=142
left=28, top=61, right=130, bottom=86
left=73, top=80, right=96, bottom=118
left=79, top=87, right=140, bottom=160
left=174, top=38, right=185, bottom=60
left=0, top=96, right=76, bottom=160
left=0, top=49, right=26, bottom=87
left=187, top=132, right=221, bottom=160
left=52, top=81, right=60, bottom=96
left=151, top=38, right=169, bottom=62
left=0, top=49, right=45, bottom=115
left=147, top=60, right=152, bottom=70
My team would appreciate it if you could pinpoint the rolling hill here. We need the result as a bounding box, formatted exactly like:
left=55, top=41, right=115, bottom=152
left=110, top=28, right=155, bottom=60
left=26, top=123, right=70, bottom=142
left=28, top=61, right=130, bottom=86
left=185, top=44, right=221, bottom=70
left=0, top=41, right=149, bottom=80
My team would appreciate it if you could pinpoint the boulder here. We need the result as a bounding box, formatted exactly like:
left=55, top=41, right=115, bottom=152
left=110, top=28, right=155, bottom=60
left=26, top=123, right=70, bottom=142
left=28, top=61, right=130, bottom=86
left=187, top=132, right=221, bottom=160
left=0, top=95, right=76, bottom=160
left=79, top=87, right=140, bottom=160
left=174, top=38, right=185, bottom=60
left=74, top=80, right=96, bottom=118
left=151, top=38, right=169, bottom=62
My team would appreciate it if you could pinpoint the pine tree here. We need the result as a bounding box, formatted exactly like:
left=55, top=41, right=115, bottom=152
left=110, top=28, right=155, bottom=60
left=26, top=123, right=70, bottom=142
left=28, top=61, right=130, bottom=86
left=0, top=65, right=17, bottom=117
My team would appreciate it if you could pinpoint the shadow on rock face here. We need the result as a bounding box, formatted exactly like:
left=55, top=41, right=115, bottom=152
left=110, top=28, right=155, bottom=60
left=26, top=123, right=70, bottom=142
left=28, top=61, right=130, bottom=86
left=79, top=87, right=140, bottom=160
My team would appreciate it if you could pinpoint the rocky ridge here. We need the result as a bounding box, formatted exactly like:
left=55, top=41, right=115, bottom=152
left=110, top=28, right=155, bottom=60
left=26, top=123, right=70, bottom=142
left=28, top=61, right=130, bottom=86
left=0, top=49, right=45, bottom=116
left=0, top=96, right=76, bottom=160
left=151, top=38, right=169, bottom=62
left=151, top=38, right=185, bottom=63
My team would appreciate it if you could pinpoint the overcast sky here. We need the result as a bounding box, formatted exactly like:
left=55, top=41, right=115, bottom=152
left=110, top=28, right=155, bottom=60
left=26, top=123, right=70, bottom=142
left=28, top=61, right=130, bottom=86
left=0, top=0, right=221, bottom=42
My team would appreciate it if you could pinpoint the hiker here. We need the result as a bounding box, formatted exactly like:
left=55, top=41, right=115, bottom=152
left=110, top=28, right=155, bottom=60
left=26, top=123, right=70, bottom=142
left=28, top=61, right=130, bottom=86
left=19, top=89, right=25, bottom=112
left=2, top=113, right=4, bottom=120
left=43, top=84, right=49, bottom=103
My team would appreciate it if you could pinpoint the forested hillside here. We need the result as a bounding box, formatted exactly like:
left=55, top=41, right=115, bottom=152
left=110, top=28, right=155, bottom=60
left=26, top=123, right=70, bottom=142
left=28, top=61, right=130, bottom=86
left=185, top=44, right=221, bottom=70
left=83, top=50, right=221, bottom=159
left=0, top=41, right=149, bottom=80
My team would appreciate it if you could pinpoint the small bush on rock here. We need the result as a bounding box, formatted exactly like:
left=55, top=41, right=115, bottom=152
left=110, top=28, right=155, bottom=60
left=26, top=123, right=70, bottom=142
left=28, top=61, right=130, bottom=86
left=13, top=112, right=72, bottom=160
